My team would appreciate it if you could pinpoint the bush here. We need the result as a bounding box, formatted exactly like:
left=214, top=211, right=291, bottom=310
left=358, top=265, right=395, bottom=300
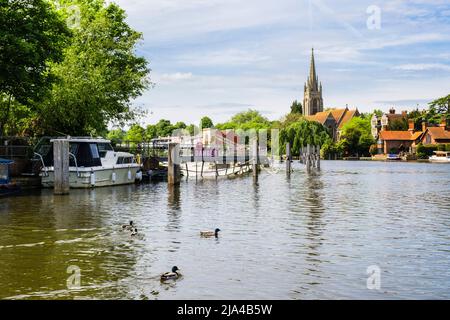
left=389, top=147, right=398, bottom=154
left=369, top=144, right=378, bottom=156
left=416, top=143, right=438, bottom=159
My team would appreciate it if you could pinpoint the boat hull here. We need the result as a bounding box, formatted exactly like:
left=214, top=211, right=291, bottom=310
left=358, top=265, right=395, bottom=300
left=41, top=166, right=140, bottom=188
left=429, top=158, right=450, bottom=163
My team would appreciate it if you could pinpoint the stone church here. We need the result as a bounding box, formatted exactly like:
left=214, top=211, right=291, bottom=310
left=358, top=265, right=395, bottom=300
left=303, top=48, right=324, bottom=116
left=303, top=48, right=359, bottom=141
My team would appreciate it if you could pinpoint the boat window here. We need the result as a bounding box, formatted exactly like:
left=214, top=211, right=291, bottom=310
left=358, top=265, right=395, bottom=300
left=116, top=156, right=133, bottom=164
left=89, top=144, right=100, bottom=159
left=97, top=143, right=113, bottom=158
left=70, top=143, right=79, bottom=156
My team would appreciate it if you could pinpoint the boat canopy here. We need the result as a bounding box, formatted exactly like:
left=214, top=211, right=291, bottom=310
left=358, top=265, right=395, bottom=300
left=43, top=141, right=103, bottom=167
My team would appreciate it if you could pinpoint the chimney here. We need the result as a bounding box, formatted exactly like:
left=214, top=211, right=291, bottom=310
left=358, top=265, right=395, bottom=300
left=389, top=108, right=396, bottom=114
left=422, top=121, right=427, bottom=132
left=440, top=117, right=447, bottom=129
left=402, top=110, right=408, bottom=117
left=408, top=119, right=415, bottom=133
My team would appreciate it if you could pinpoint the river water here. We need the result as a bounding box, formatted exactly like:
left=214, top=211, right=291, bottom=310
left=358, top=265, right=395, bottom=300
left=0, top=161, right=449, bottom=300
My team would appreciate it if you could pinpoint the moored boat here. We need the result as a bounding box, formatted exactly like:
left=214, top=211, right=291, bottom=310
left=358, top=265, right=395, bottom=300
left=0, top=158, right=21, bottom=196
left=429, top=151, right=450, bottom=163
left=386, top=154, right=401, bottom=161
left=37, top=137, right=142, bottom=188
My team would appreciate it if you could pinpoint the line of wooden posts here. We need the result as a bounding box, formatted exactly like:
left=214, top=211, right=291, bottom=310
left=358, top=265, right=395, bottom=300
left=285, top=142, right=321, bottom=176
left=168, top=141, right=321, bottom=185
left=52, top=139, right=321, bottom=193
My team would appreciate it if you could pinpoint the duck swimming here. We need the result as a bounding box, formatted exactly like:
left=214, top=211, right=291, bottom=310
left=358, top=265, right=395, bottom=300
left=131, top=228, right=138, bottom=236
left=122, top=220, right=134, bottom=231
left=160, top=266, right=181, bottom=281
left=200, top=228, right=221, bottom=238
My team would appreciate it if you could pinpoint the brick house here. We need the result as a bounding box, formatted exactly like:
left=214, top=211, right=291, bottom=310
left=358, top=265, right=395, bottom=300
left=377, top=118, right=450, bottom=154
left=418, top=119, right=450, bottom=144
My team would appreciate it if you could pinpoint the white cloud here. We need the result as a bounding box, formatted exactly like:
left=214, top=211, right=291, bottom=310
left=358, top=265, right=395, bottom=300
left=393, top=63, right=450, bottom=71
left=159, top=72, right=193, bottom=82
left=178, top=49, right=271, bottom=66
left=108, top=0, right=450, bottom=125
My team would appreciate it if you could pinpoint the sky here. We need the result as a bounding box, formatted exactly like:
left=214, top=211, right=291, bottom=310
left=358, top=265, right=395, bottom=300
left=111, top=0, right=450, bottom=126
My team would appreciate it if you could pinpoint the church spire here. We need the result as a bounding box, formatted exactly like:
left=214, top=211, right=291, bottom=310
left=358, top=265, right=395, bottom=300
left=303, top=47, right=323, bottom=116
left=308, top=48, right=318, bottom=91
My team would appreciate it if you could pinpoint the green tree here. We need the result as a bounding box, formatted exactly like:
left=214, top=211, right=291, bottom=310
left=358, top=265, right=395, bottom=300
left=279, top=119, right=331, bottom=156
left=388, top=118, right=408, bottom=131
left=0, top=0, right=70, bottom=135
left=216, top=109, right=271, bottom=131
left=107, top=128, right=126, bottom=144
left=125, top=124, right=145, bottom=142
left=145, top=124, right=157, bottom=140
left=173, top=122, right=187, bottom=130
left=186, top=124, right=196, bottom=136
left=428, top=94, right=450, bottom=124
left=290, top=100, right=303, bottom=114
left=340, top=117, right=374, bottom=156
left=200, top=116, right=214, bottom=129
left=429, top=94, right=450, bottom=115
left=155, top=119, right=173, bottom=137
left=37, top=0, right=150, bottom=136
left=278, top=112, right=304, bottom=129
left=373, top=109, right=383, bottom=117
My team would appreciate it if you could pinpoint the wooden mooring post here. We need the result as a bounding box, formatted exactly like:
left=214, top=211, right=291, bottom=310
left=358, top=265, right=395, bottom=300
left=286, top=142, right=291, bottom=176
left=304, top=144, right=321, bottom=173
left=53, top=139, right=70, bottom=195
left=317, top=145, right=321, bottom=170
left=252, top=138, right=259, bottom=182
left=168, top=143, right=181, bottom=185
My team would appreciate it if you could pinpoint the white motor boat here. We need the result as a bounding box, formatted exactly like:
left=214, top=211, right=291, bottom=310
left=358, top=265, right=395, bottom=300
left=37, top=137, right=142, bottom=188
left=429, top=151, right=450, bottom=163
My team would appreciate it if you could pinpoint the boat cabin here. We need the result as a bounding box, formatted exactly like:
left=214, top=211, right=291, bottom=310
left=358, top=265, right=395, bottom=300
left=42, top=138, right=135, bottom=168
left=432, top=151, right=450, bottom=159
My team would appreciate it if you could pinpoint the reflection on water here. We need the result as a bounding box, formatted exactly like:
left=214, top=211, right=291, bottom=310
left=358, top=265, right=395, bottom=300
left=0, top=161, right=449, bottom=299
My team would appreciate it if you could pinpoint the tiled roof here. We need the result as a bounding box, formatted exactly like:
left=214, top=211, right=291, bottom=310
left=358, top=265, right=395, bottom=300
left=330, top=109, right=347, bottom=123
left=427, top=127, right=450, bottom=140
left=411, top=131, right=423, bottom=140
left=305, top=111, right=331, bottom=124
left=379, top=130, right=422, bottom=141
left=306, top=108, right=359, bottom=128
left=338, top=109, right=359, bottom=129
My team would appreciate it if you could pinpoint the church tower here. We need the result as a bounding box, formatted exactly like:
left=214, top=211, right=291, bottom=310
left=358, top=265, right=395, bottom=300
left=303, top=48, right=323, bottom=116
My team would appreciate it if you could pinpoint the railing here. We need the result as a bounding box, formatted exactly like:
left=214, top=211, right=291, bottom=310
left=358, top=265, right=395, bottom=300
left=33, top=152, right=48, bottom=177
left=69, top=152, right=81, bottom=177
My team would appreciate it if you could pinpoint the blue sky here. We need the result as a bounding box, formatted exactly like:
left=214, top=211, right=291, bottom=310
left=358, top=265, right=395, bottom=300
left=112, top=0, right=450, bottom=126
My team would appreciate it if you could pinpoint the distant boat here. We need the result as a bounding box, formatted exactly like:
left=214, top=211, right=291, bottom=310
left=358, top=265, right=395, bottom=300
left=429, top=151, right=450, bottom=163
left=386, top=154, right=401, bottom=161
left=0, top=158, right=21, bottom=196
left=37, top=137, right=142, bottom=188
